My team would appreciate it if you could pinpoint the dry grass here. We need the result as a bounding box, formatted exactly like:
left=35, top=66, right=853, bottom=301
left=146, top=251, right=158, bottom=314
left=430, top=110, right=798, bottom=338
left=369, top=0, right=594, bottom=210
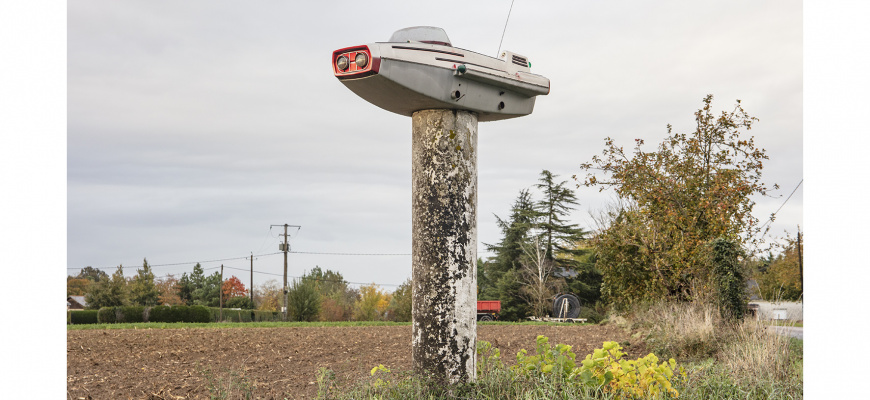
left=616, top=300, right=801, bottom=392
left=718, top=319, right=795, bottom=384
left=622, top=301, right=721, bottom=360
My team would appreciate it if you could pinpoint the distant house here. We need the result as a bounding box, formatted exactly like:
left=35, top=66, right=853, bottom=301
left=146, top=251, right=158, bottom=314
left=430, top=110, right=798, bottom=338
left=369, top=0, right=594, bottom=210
left=744, top=279, right=802, bottom=321
left=748, top=301, right=803, bottom=322
left=67, top=296, right=88, bottom=310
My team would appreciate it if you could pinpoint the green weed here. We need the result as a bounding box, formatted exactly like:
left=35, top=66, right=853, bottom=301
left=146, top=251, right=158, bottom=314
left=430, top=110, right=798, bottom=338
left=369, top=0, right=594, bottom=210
left=199, top=362, right=255, bottom=400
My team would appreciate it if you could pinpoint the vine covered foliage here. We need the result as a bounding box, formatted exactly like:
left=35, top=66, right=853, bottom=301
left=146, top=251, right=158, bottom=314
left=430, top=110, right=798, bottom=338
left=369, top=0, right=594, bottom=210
left=579, top=95, right=775, bottom=306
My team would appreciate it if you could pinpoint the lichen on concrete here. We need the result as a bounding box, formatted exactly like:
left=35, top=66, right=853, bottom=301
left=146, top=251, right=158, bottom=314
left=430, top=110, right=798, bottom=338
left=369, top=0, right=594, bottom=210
left=411, top=109, right=478, bottom=384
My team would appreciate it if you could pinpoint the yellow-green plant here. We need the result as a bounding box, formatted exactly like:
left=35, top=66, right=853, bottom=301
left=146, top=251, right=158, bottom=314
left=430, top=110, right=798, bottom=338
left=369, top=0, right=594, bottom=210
left=477, top=339, right=503, bottom=375
left=515, top=336, right=685, bottom=398
left=514, top=335, right=577, bottom=378
left=370, top=364, right=392, bottom=388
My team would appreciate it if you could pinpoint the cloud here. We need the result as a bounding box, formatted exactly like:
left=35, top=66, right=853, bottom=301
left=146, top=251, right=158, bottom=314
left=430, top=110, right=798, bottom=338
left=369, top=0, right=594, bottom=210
left=68, top=1, right=802, bottom=288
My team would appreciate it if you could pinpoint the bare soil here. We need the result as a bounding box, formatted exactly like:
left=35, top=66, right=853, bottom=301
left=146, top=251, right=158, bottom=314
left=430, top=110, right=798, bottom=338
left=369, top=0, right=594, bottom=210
left=67, top=324, right=645, bottom=399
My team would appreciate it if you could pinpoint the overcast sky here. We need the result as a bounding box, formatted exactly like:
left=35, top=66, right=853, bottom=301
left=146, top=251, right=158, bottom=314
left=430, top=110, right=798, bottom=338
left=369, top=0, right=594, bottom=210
left=65, top=0, right=803, bottom=290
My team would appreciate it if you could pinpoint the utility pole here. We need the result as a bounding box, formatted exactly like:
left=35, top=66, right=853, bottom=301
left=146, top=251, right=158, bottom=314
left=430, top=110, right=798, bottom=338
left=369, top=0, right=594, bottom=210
left=271, top=224, right=300, bottom=322
left=249, top=252, right=254, bottom=304
left=220, top=264, right=224, bottom=322
left=797, top=228, right=803, bottom=298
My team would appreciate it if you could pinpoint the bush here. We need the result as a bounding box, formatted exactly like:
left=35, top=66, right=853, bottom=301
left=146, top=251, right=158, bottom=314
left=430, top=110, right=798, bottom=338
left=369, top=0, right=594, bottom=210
left=512, top=336, right=683, bottom=398
left=253, top=310, right=280, bottom=322
left=188, top=305, right=211, bottom=323
left=207, top=307, right=222, bottom=322
left=288, top=278, right=320, bottom=322
left=210, top=307, right=252, bottom=322
left=579, top=307, right=604, bottom=324
left=98, top=307, right=116, bottom=323
left=225, top=296, right=255, bottom=309
left=69, top=310, right=99, bottom=324
left=119, top=306, right=145, bottom=323
left=171, top=305, right=190, bottom=322
left=148, top=305, right=171, bottom=322
left=143, top=305, right=209, bottom=323
left=710, top=237, right=747, bottom=321
left=227, top=309, right=253, bottom=322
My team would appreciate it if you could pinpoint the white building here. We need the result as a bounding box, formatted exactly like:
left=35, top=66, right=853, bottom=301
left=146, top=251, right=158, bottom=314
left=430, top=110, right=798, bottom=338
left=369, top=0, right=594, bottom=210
left=748, top=301, right=803, bottom=321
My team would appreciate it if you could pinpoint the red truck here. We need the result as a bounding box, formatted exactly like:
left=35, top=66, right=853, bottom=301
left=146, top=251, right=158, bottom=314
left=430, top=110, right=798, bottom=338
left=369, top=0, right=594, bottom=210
left=476, top=300, right=501, bottom=321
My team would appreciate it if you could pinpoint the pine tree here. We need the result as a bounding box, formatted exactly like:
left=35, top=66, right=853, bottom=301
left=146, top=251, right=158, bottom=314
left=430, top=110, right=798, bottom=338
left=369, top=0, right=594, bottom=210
left=288, top=277, right=321, bottom=321
left=481, top=189, right=538, bottom=320
left=129, top=258, right=160, bottom=306
left=534, top=170, right=587, bottom=265
left=532, top=170, right=602, bottom=307
left=85, top=265, right=128, bottom=309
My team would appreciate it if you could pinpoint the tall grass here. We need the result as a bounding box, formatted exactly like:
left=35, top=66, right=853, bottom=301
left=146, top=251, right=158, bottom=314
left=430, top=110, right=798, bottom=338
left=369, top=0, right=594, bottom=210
left=312, top=301, right=802, bottom=399
left=624, top=301, right=720, bottom=360
left=199, top=360, right=255, bottom=400
left=615, top=300, right=802, bottom=399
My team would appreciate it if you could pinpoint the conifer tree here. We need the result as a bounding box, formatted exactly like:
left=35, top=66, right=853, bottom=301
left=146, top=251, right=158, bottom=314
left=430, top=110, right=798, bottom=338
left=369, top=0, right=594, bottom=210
left=85, top=265, right=128, bottom=309
left=129, top=258, right=160, bottom=306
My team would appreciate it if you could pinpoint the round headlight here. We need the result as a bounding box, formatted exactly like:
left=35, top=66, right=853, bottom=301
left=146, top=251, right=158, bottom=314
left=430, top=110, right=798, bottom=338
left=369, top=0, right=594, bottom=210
left=336, top=56, right=349, bottom=71
left=355, top=52, right=368, bottom=69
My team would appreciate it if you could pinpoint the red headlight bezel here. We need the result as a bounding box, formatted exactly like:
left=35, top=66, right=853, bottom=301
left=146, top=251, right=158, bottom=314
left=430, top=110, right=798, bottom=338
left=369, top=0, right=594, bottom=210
left=332, top=45, right=379, bottom=79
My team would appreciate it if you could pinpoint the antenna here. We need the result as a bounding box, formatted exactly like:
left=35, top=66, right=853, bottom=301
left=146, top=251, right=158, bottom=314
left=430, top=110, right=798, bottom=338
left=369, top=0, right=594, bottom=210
left=496, top=0, right=516, bottom=57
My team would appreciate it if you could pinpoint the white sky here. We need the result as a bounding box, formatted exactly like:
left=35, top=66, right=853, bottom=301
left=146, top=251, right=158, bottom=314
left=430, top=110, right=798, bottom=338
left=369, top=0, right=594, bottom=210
left=61, top=0, right=804, bottom=290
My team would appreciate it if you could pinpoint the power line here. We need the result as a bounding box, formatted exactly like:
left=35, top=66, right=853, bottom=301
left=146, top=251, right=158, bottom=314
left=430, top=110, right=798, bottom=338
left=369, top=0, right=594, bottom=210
left=221, top=265, right=403, bottom=287
left=68, top=247, right=495, bottom=274
left=756, top=179, right=803, bottom=236
left=289, top=251, right=410, bottom=256
left=67, top=252, right=283, bottom=270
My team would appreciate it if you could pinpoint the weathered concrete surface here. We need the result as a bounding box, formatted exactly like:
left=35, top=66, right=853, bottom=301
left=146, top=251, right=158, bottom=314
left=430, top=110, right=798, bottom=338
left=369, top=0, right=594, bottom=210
left=411, top=109, right=478, bottom=383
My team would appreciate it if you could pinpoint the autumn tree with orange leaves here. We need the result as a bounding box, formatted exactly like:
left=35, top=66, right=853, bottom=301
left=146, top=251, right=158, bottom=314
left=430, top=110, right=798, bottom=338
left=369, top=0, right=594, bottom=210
left=578, top=95, right=776, bottom=307
left=156, top=275, right=184, bottom=306
left=221, top=276, right=248, bottom=302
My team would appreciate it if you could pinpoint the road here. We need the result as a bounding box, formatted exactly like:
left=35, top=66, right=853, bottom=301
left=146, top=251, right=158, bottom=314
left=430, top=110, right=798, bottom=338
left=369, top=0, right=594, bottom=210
left=769, top=325, right=803, bottom=340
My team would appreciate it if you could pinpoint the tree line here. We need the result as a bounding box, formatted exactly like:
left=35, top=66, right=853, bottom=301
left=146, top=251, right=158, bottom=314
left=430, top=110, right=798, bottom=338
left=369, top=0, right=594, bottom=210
left=68, top=262, right=414, bottom=322
left=69, top=95, right=803, bottom=322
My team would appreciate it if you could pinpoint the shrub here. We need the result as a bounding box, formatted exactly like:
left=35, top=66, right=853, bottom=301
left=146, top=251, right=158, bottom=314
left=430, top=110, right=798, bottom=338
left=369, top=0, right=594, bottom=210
left=253, top=310, right=280, bottom=322
left=170, top=305, right=189, bottom=322
left=148, top=305, right=171, bottom=322
left=69, top=310, right=99, bottom=324
left=513, top=336, right=683, bottom=398
left=579, top=306, right=604, bottom=324
left=288, top=277, right=321, bottom=322
left=188, top=305, right=211, bottom=323
left=120, top=306, right=145, bottom=323
left=225, top=296, right=255, bottom=310
left=710, top=237, right=747, bottom=321
left=229, top=309, right=253, bottom=322
left=208, top=307, right=221, bottom=322
left=98, top=307, right=116, bottom=323
left=212, top=307, right=253, bottom=322
left=145, top=305, right=209, bottom=323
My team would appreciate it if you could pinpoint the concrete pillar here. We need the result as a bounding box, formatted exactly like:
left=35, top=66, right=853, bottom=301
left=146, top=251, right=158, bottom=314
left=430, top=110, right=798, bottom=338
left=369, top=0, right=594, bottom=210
left=411, top=109, right=478, bottom=384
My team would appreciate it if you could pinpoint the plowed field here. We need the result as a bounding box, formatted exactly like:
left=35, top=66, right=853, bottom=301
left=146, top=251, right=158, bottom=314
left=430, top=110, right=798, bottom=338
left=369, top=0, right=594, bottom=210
left=67, top=324, right=644, bottom=399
